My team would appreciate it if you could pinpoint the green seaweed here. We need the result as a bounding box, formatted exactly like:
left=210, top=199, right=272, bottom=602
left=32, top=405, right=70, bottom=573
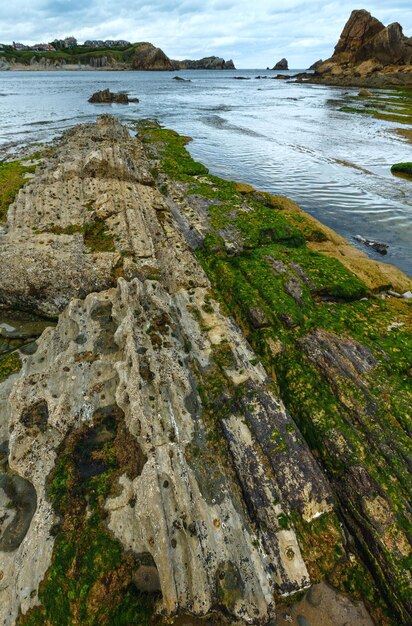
left=18, top=411, right=157, bottom=626
left=0, top=159, right=36, bottom=221
left=391, top=162, right=412, bottom=179
left=0, top=352, right=22, bottom=381
left=141, top=121, right=412, bottom=625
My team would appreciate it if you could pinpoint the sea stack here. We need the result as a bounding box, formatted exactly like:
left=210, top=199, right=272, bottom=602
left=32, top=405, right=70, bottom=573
left=273, top=58, right=288, bottom=70
left=307, top=9, right=412, bottom=86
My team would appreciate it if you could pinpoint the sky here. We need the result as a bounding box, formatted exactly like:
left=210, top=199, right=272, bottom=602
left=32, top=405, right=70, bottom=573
left=1, top=1, right=411, bottom=68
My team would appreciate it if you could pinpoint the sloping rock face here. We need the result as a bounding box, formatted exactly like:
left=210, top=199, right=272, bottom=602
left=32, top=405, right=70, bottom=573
left=130, top=43, right=175, bottom=70
left=306, top=9, right=412, bottom=86
left=0, top=117, right=335, bottom=625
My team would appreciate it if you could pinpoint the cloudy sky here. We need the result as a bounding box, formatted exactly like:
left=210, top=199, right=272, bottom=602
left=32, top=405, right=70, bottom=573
left=1, top=1, right=411, bottom=68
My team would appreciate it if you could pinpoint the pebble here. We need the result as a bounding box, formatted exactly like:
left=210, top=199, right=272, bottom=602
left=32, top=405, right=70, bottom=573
left=402, top=291, right=412, bottom=299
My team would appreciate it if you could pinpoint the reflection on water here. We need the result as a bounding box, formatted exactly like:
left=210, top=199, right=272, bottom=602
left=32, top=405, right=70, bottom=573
left=0, top=69, right=411, bottom=275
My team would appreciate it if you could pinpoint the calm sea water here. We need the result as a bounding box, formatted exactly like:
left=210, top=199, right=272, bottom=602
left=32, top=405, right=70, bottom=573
left=0, top=69, right=411, bottom=276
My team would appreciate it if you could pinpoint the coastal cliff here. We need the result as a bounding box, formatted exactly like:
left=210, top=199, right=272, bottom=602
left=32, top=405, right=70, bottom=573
left=0, top=116, right=411, bottom=626
left=0, top=42, right=235, bottom=71
left=304, top=9, right=412, bottom=86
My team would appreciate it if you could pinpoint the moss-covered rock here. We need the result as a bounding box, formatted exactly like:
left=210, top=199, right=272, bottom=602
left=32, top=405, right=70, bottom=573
left=139, top=121, right=412, bottom=625
left=391, top=162, right=412, bottom=179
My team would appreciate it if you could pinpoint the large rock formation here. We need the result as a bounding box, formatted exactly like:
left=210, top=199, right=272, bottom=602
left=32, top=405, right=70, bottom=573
left=0, top=116, right=335, bottom=625
left=303, top=9, right=412, bottom=86
left=0, top=116, right=410, bottom=625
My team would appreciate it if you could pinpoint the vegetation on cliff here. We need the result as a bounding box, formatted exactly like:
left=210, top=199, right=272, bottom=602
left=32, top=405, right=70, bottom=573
left=0, top=42, right=234, bottom=70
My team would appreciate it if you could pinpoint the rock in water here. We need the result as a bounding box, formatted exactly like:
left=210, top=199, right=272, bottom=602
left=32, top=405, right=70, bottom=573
left=273, top=58, right=288, bottom=70
left=354, top=234, right=388, bottom=255
left=88, top=88, right=138, bottom=104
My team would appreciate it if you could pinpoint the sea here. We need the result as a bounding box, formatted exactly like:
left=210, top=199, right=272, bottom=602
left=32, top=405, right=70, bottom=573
left=0, top=69, right=411, bottom=276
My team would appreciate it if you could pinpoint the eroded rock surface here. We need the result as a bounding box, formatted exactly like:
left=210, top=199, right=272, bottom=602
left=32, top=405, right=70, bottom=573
left=1, top=116, right=410, bottom=625
left=0, top=118, right=335, bottom=625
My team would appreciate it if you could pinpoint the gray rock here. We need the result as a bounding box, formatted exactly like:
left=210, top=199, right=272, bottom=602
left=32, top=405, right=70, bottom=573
left=273, top=58, right=288, bottom=70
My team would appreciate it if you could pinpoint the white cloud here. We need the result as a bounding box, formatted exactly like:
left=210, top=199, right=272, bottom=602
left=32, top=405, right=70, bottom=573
left=0, top=1, right=411, bottom=68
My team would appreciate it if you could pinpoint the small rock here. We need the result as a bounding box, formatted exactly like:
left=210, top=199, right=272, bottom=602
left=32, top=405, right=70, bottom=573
left=387, top=290, right=401, bottom=298
left=387, top=321, right=404, bottom=331
left=354, top=235, right=388, bottom=255
left=402, top=291, right=412, bottom=299
left=359, top=88, right=373, bottom=97
left=247, top=307, right=270, bottom=329
left=88, top=88, right=138, bottom=104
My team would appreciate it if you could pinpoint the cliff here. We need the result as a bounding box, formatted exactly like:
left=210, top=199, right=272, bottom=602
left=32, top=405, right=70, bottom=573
left=305, top=9, right=412, bottom=86
left=0, top=116, right=411, bottom=626
left=174, top=56, right=235, bottom=70
left=0, top=42, right=235, bottom=71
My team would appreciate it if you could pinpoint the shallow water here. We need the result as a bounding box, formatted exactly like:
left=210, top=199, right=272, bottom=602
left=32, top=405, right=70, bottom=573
left=0, top=69, right=411, bottom=275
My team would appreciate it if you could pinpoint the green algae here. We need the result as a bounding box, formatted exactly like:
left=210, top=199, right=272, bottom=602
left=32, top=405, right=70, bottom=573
left=43, top=217, right=116, bottom=252
left=0, top=159, right=36, bottom=221
left=339, top=88, right=412, bottom=125
left=0, top=352, right=22, bottom=382
left=391, top=162, right=412, bottom=179
left=140, top=121, right=412, bottom=625
left=18, top=410, right=157, bottom=626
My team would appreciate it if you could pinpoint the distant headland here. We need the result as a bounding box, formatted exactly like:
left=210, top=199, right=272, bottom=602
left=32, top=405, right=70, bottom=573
left=0, top=37, right=235, bottom=71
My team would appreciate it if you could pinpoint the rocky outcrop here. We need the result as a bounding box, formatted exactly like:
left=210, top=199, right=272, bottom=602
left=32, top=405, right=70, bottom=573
left=273, top=58, right=288, bottom=70
left=1, top=116, right=410, bottom=625
left=301, top=10, right=412, bottom=86
left=175, top=56, right=235, bottom=70
left=130, top=42, right=174, bottom=70
left=88, top=88, right=139, bottom=104
left=0, top=117, right=336, bottom=625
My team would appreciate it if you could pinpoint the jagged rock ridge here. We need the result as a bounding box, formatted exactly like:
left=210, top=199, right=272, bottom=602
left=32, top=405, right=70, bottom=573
left=305, top=9, right=412, bottom=86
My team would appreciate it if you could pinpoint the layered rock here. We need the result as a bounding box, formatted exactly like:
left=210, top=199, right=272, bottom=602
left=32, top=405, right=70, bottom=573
left=0, top=117, right=335, bottom=625
left=302, top=9, right=412, bottom=86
